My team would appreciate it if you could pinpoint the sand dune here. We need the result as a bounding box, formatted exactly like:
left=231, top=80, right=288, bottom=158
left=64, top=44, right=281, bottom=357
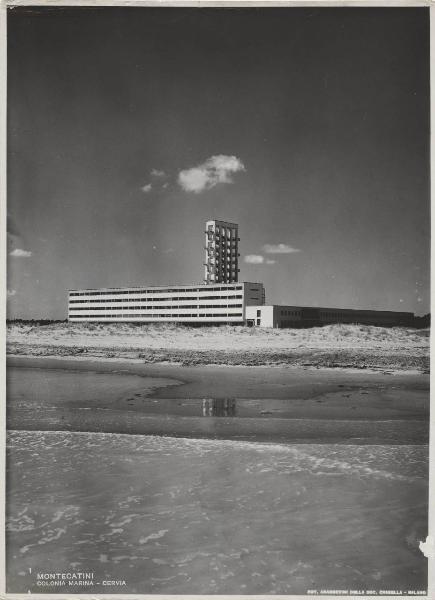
left=6, top=323, right=429, bottom=370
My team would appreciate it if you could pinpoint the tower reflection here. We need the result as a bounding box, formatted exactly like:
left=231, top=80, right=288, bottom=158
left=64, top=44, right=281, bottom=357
left=202, top=398, right=237, bottom=417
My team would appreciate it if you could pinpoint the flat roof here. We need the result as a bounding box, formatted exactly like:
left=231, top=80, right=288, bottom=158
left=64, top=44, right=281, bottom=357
left=206, top=219, right=238, bottom=228
left=69, top=282, right=263, bottom=292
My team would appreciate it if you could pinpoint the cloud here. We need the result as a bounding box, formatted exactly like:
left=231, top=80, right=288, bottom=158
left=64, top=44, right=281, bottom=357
left=7, top=289, right=16, bottom=297
left=141, top=170, right=169, bottom=193
left=151, top=169, right=165, bottom=177
left=9, top=248, right=32, bottom=257
left=244, top=254, right=277, bottom=265
left=263, top=243, right=301, bottom=254
left=178, top=154, right=245, bottom=193
left=244, top=254, right=265, bottom=264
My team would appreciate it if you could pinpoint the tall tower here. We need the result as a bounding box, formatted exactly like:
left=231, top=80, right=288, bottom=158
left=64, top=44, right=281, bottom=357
left=204, top=220, right=240, bottom=284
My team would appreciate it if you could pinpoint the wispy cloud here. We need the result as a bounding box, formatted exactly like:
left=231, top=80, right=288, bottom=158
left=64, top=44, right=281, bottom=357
left=9, top=248, right=32, bottom=258
left=7, top=289, right=16, bottom=297
left=244, top=254, right=265, bottom=264
left=244, top=254, right=277, bottom=265
left=263, top=243, right=301, bottom=254
left=141, top=169, right=168, bottom=194
left=151, top=169, right=165, bottom=177
left=178, top=154, right=245, bottom=193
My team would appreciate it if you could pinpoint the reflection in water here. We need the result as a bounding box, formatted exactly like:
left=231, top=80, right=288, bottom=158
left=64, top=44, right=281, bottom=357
left=202, top=398, right=237, bottom=417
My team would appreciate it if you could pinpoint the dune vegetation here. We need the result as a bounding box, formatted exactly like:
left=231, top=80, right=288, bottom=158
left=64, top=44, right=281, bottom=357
left=6, top=322, right=429, bottom=371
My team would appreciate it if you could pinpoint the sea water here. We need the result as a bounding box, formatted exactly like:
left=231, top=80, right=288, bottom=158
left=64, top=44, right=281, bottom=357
left=6, top=430, right=428, bottom=594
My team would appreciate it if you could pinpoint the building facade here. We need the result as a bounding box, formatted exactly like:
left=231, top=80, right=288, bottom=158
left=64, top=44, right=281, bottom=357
left=245, top=305, right=415, bottom=328
left=68, top=282, right=265, bottom=324
left=204, top=219, right=240, bottom=284
left=67, top=217, right=416, bottom=328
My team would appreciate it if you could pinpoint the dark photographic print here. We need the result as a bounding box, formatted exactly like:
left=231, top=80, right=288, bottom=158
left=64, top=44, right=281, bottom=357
left=5, top=3, right=430, bottom=597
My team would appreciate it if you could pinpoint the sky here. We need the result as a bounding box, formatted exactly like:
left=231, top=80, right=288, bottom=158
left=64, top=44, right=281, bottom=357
left=7, top=6, right=430, bottom=319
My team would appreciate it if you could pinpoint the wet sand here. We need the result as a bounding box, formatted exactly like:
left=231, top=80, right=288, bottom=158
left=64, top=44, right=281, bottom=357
left=7, top=356, right=429, bottom=444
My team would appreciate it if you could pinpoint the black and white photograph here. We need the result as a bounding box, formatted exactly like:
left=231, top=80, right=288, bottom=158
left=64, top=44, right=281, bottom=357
left=4, top=2, right=431, bottom=596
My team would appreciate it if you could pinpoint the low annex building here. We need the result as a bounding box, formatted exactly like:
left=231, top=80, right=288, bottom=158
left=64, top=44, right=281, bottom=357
left=245, top=305, right=415, bottom=328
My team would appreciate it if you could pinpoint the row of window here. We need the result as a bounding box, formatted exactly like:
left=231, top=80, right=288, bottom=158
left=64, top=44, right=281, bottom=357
left=207, top=239, right=238, bottom=247
left=206, top=270, right=238, bottom=275
left=274, top=310, right=409, bottom=321
left=69, top=295, right=244, bottom=304
left=70, top=304, right=243, bottom=311
left=207, top=241, right=238, bottom=247
left=207, top=227, right=238, bottom=238
left=319, top=314, right=401, bottom=322
left=70, top=313, right=244, bottom=319
left=206, top=252, right=238, bottom=258
left=319, top=312, right=355, bottom=319
left=207, top=265, right=238, bottom=270
left=207, top=276, right=239, bottom=281
left=208, top=246, right=238, bottom=250
left=70, top=286, right=244, bottom=297
left=70, top=297, right=195, bottom=303
left=207, top=279, right=238, bottom=283
left=319, top=312, right=400, bottom=319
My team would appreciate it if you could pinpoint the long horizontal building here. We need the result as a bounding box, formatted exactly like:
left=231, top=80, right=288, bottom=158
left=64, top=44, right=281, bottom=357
left=245, top=305, right=415, bottom=328
left=68, top=218, right=418, bottom=329
left=68, top=288, right=414, bottom=328
left=68, top=282, right=265, bottom=324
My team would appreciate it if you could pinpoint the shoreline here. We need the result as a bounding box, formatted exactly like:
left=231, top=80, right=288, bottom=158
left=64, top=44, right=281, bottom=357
left=7, top=428, right=429, bottom=449
left=7, top=356, right=429, bottom=444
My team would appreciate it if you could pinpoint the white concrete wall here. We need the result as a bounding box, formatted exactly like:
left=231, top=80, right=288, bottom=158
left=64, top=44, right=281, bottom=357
left=245, top=305, right=275, bottom=327
left=68, top=283, right=262, bottom=324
